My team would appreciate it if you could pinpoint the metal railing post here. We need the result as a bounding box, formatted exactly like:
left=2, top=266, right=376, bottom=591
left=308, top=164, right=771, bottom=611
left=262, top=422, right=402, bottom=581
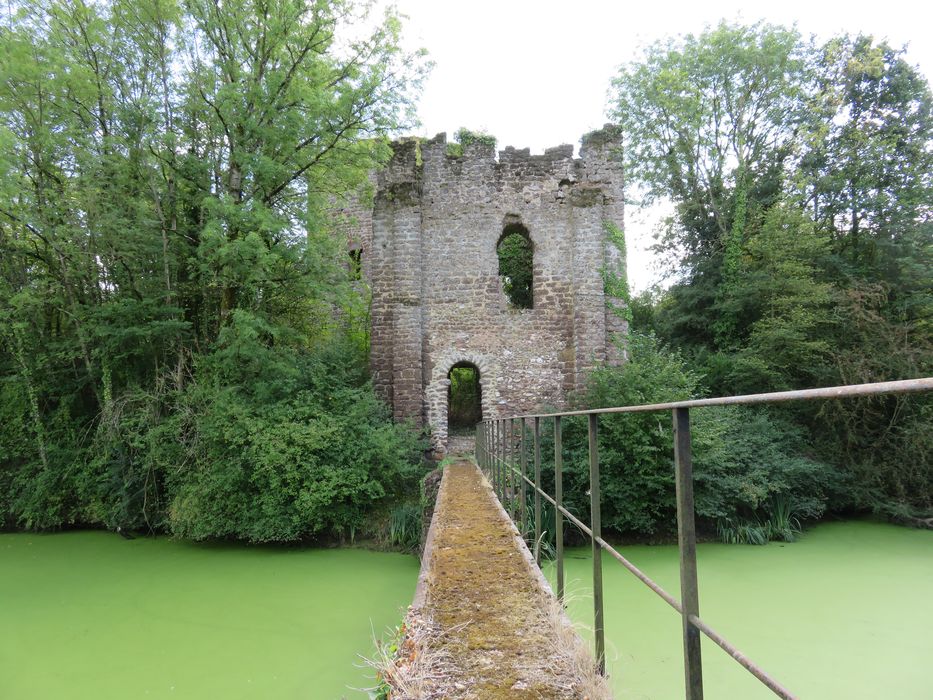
left=508, top=418, right=517, bottom=521
left=502, top=418, right=507, bottom=505
left=481, top=422, right=487, bottom=469
left=554, top=415, right=564, bottom=602
left=588, top=414, right=605, bottom=674
left=519, top=417, right=527, bottom=534
left=492, top=420, right=498, bottom=495
left=486, top=422, right=492, bottom=476
left=502, top=418, right=508, bottom=504
left=484, top=422, right=489, bottom=470
left=497, top=419, right=503, bottom=500
left=533, top=416, right=542, bottom=564
left=674, top=407, right=703, bottom=700
left=476, top=424, right=481, bottom=467
left=493, top=418, right=502, bottom=497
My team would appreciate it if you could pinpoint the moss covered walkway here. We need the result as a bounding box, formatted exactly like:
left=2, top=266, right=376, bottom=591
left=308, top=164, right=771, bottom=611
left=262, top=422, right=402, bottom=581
left=388, top=460, right=608, bottom=699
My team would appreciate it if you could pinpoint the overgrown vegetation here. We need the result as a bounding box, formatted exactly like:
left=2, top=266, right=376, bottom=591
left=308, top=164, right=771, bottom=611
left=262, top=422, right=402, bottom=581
left=607, top=22, right=931, bottom=532
left=529, top=333, right=844, bottom=543
left=445, top=127, right=497, bottom=157
left=1, top=6, right=928, bottom=549
left=497, top=226, right=534, bottom=309
left=0, top=0, right=429, bottom=541
left=386, top=502, right=422, bottom=552
left=448, top=364, right=481, bottom=431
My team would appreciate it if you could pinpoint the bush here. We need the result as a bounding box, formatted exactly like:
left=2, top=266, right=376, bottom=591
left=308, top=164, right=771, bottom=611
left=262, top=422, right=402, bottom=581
left=0, top=319, right=425, bottom=542
left=535, top=332, right=843, bottom=541
left=692, top=406, right=844, bottom=532
left=165, top=331, right=425, bottom=543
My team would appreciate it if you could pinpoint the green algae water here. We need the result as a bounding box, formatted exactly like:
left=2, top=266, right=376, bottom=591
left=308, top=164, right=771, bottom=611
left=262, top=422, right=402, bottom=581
left=546, top=521, right=933, bottom=699
left=0, top=531, right=418, bottom=700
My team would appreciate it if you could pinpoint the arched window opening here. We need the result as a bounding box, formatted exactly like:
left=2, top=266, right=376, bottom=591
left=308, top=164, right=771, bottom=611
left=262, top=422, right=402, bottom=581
left=497, top=224, right=533, bottom=309
left=348, top=246, right=363, bottom=281
left=448, top=362, right=482, bottom=435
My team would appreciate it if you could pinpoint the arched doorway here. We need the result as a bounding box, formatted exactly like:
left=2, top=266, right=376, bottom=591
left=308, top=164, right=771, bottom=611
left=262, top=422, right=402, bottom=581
left=448, top=362, right=482, bottom=436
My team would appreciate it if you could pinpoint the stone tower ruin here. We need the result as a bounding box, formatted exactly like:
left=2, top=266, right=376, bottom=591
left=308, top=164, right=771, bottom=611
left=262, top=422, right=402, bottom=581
left=340, top=125, right=627, bottom=454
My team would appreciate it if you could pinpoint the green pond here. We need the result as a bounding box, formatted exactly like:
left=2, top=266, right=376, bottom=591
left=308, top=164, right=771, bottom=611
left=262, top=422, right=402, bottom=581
left=3, top=523, right=931, bottom=699
left=0, top=531, right=419, bottom=700
left=545, top=521, right=933, bottom=699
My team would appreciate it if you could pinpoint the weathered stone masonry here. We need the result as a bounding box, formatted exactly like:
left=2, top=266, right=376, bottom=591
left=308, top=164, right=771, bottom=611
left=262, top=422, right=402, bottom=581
left=347, top=125, right=627, bottom=453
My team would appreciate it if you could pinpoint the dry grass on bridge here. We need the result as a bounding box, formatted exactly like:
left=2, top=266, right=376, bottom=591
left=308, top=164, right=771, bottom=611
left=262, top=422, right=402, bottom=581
left=383, top=460, right=610, bottom=699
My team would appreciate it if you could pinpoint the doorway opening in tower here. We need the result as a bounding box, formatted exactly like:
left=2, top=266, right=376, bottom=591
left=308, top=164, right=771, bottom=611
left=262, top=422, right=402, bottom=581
left=448, top=362, right=482, bottom=436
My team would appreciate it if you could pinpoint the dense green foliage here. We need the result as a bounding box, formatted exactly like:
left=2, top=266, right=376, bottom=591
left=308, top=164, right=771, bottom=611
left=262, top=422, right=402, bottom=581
left=610, top=22, right=932, bottom=523
left=0, top=0, right=428, bottom=540
left=165, top=340, right=422, bottom=542
left=448, top=364, right=481, bottom=430
left=497, top=228, right=534, bottom=309
left=533, top=333, right=843, bottom=542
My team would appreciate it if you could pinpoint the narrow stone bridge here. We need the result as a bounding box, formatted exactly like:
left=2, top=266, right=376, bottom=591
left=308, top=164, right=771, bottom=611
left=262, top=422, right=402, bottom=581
left=383, top=459, right=609, bottom=699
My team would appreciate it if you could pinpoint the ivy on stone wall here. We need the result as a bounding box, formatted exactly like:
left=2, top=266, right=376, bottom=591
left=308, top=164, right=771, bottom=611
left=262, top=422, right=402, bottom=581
left=602, top=221, right=633, bottom=323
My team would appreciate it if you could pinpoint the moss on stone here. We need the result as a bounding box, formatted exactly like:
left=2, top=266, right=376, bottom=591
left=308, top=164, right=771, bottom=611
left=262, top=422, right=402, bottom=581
left=421, top=461, right=585, bottom=698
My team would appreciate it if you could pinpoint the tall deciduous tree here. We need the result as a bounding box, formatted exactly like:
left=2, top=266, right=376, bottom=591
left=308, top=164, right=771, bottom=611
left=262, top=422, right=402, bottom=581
left=801, top=36, right=933, bottom=259
left=0, top=0, right=429, bottom=536
left=610, top=21, right=809, bottom=263
left=610, top=24, right=931, bottom=517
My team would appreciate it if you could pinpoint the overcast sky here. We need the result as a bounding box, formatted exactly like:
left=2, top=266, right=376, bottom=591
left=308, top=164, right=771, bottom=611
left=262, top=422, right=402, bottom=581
left=385, top=0, right=933, bottom=291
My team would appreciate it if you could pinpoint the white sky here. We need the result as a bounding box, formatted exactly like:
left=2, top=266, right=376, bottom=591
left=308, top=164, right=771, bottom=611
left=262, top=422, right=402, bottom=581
left=385, top=0, right=933, bottom=292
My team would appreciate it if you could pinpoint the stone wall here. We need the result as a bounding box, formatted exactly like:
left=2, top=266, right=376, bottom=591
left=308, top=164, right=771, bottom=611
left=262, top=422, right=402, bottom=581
left=360, top=126, right=626, bottom=453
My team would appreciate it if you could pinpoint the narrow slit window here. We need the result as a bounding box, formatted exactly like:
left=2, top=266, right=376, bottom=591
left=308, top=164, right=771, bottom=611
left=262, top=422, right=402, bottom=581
left=349, top=247, right=363, bottom=281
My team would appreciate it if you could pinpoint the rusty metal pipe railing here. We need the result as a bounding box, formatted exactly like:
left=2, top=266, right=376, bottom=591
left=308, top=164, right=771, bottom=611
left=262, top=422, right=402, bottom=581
left=475, top=377, right=932, bottom=700
left=554, top=415, right=565, bottom=601
left=511, top=377, right=932, bottom=419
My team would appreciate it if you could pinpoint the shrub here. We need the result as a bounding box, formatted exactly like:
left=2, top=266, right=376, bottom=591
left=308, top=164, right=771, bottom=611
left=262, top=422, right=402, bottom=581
left=535, top=332, right=843, bottom=541
left=0, top=317, right=425, bottom=542
left=165, top=332, right=425, bottom=543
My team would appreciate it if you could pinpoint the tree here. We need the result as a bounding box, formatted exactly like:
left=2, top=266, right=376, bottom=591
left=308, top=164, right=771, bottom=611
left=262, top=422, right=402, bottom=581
left=724, top=202, right=836, bottom=393
left=794, top=36, right=933, bottom=515
left=181, top=0, right=424, bottom=325
left=609, top=24, right=932, bottom=518
left=0, top=0, right=429, bottom=536
left=609, top=22, right=809, bottom=264
left=800, top=36, right=933, bottom=265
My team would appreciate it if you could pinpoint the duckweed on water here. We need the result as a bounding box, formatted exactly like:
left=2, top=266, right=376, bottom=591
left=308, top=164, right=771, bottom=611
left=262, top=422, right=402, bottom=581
left=548, top=521, right=933, bottom=699
left=0, top=532, right=419, bottom=699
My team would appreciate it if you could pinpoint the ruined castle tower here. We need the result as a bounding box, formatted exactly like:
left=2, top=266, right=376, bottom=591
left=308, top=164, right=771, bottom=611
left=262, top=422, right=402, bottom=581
left=340, top=125, right=627, bottom=453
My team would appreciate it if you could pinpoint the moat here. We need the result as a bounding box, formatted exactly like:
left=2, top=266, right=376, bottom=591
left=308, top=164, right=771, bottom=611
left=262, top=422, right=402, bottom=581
left=2, top=521, right=930, bottom=699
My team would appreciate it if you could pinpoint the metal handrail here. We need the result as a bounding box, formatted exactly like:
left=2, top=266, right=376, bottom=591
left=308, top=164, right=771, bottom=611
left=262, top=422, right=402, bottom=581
left=513, top=377, right=933, bottom=419
left=474, top=377, right=932, bottom=700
